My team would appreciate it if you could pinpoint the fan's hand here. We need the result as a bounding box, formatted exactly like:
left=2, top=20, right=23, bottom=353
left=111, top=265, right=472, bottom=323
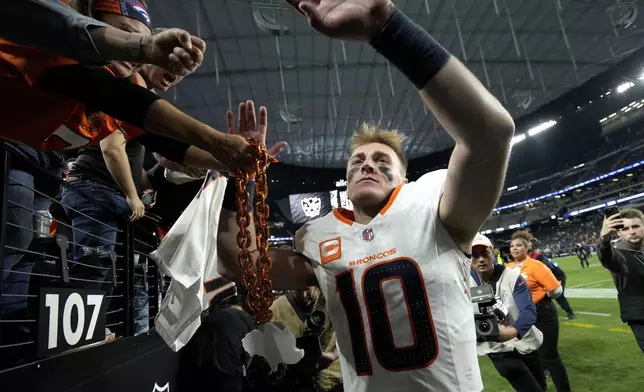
left=226, top=101, right=288, bottom=159
left=209, top=134, right=256, bottom=172
left=601, top=213, right=624, bottom=239
left=285, top=0, right=394, bottom=41
left=140, top=28, right=206, bottom=76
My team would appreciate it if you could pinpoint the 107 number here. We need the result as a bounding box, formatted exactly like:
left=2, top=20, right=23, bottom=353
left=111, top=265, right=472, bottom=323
left=44, top=293, right=104, bottom=350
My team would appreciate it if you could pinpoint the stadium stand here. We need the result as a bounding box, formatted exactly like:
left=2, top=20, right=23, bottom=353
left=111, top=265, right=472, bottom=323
left=0, top=143, right=174, bottom=388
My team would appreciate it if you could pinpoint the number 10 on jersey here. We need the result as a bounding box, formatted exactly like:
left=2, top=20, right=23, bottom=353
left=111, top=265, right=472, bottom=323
left=335, top=257, right=439, bottom=374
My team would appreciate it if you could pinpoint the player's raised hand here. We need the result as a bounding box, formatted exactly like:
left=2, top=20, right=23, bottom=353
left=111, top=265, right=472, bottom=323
left=285, top=0, right=394, bottom=41
left=140, top=28, right=206, bottom=76
left=226, top=101, right=288, bottom=158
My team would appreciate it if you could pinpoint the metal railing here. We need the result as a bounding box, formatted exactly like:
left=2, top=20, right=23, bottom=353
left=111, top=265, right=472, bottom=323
left=0, top=141, right=163, bottom=371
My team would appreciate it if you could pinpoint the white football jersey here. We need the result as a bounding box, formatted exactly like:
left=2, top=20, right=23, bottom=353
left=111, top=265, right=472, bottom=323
left=295, top=170, right=482, bottom=392
left=152, top=171, right=236, bottom=351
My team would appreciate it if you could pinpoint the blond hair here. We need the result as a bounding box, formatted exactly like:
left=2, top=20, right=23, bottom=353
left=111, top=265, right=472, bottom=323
left=349, top=123, right=408, bottom=170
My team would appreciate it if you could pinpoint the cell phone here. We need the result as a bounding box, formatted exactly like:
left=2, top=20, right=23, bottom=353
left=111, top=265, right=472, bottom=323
left=605, top=206, right=624, bottom=229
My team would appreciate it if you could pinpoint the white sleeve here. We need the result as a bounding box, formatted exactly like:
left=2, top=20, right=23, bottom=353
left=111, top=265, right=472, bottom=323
left=293, top=224, right=307, bottom=255
left=402, top=169, right=448, bottom=217
left=293, top=222, right=316, bottom=260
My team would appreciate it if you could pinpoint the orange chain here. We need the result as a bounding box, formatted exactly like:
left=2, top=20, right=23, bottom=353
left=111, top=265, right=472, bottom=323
left=235, top=138, right=274, bottom=324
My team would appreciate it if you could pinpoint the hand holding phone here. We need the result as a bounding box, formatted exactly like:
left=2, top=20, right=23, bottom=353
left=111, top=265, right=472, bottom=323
left=602, top=206, right=624, bottom=237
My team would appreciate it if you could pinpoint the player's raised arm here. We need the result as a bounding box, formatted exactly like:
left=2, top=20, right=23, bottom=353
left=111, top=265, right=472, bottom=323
left=399, top=26, right=513, bottom=251
left=215, top=101, right=318, bottom=290
left=287, top=0, right=515, bottom=251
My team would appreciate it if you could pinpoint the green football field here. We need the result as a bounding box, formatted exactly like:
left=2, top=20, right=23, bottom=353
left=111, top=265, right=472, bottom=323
left=479, top=255, right=642, bottom=392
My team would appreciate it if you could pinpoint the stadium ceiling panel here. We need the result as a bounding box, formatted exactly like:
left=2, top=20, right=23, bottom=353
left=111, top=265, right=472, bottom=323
left=150, top=0, right=644, bottom=168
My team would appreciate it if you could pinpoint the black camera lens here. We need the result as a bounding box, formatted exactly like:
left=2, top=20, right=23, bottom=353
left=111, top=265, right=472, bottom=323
left=477, top=320, right=492, bottom=335
left=308, top=310, right=326, bottom=329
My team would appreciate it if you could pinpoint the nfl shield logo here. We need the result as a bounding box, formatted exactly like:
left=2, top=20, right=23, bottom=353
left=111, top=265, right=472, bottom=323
left=362, top=228, right=374, bottom=242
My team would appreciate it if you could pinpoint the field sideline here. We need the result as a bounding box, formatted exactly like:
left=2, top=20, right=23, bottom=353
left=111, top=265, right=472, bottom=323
left=479, top=255, right=641, bottom=392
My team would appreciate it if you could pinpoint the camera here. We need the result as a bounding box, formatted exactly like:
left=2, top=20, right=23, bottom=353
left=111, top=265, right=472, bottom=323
left=273, top=310, right=326, bottom=392
left=471, top=284, right=504, bottom=342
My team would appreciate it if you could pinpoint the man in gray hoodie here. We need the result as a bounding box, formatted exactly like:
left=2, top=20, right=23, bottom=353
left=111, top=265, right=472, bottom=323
left=597, top=208, right=644, bottom=353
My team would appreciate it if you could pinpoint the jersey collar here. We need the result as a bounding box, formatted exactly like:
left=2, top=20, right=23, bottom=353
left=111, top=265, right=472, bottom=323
left=332, top=184, right=403, bottom=226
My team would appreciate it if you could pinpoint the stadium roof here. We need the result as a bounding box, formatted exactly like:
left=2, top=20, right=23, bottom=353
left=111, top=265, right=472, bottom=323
left=150, top=0, right=644, bottom=168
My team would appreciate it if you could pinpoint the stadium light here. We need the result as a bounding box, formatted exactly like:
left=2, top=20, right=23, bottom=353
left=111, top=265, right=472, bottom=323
left=512, top=134, right=526, bottom=145
left=495, top=159, right=643, bottom=212
left=616, top=81, right=635, bottom=93
left=564, top=193, right=644, bottom=219
left=527, top=120, right=557, bottom=136
left=269, top=236, right=293, bottom=241
left=551, top=215, right=556, bottom=219
left=507, top=185, right=518, bottom=191
left=617, top=192, right=644, bottom=203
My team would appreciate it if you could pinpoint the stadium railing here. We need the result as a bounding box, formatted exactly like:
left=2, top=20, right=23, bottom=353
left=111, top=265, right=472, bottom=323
left=0, top=141, right=163, bottom=372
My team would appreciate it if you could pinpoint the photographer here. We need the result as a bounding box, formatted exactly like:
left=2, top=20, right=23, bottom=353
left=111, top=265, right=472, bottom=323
left=598, top=208, right=644, bottom=352
left=470, top=234, right=545, bottom=392
left=270, top=288, right=342, bottom=392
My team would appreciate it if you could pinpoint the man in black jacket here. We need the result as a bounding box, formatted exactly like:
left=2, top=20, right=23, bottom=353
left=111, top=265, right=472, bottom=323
left=597, top=208, right=644, bottom=353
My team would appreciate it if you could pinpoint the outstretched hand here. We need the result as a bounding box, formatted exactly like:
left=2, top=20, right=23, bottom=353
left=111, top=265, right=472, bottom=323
left=226, top=101, right=288, bottom=159
left=285, top=0, right=393, bottom=41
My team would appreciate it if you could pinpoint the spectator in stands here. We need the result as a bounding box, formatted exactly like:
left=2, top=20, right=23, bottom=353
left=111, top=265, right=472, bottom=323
left=470, top=234, right=545, bottom=392
left=0, top=0, right=203, bottom=76
left=58, top=11, right=217, bottom=262
left=598, top=208, right=644, bottom=353
left=505, top=231, right=571, bottom=392
left=62, top=158, right=75, bottom=180
left=1, top=142, right=63, bottom=326
left=58, top=3, right=154, bottom=269
left=0, top=2, right=256, bottom=173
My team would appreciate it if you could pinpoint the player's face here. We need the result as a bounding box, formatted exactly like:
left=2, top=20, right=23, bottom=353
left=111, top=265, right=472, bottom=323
left=471, top=246, right=494, bottom=275
left=619, top=217, right=644, bottom=245
left=140, top=65, right=184, bottom=92
left=346, top=143, right=405, bottom=208
left=510, top=239, right=528, bottom=260
left=102, top=14, right=152, bottom=78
